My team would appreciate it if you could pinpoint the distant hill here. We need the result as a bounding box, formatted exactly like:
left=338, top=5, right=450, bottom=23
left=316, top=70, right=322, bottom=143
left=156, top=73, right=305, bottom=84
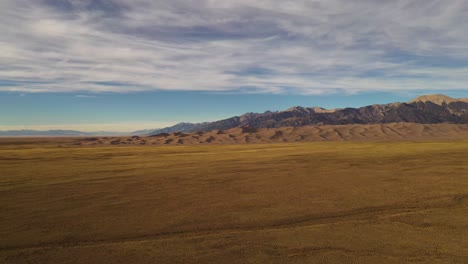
left=0, top=130, right=126, bottom=137
left=409, top=94, right=468, bottom=105
left=133, top=122, right=210, bottom=135
left=146, top=94, right=468, bottom=135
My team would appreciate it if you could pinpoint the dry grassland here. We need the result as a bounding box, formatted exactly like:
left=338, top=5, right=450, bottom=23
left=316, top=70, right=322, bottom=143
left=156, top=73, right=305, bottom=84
left=1, top=139, right=468, bottom=263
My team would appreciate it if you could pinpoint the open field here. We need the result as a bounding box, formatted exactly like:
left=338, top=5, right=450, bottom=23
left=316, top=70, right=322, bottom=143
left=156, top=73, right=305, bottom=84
left=1, top=139, right=468, bottom=263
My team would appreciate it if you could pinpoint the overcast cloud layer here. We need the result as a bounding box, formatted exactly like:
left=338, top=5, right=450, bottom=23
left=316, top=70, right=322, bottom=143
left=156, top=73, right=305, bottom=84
left=1, top=0, right=468, bottom=94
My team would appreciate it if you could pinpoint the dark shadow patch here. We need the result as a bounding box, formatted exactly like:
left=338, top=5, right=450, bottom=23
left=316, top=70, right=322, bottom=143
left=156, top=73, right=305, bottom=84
left=241, top=126, right=258, bottom=134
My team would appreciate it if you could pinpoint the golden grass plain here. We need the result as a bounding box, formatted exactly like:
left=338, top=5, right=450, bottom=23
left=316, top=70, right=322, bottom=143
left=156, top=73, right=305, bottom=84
left=1, top=138, right=468, bottom=263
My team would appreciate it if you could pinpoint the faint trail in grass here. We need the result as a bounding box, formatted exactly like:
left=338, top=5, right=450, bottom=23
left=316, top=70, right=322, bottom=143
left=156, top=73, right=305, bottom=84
left=1, top=194, right=466, bottom=252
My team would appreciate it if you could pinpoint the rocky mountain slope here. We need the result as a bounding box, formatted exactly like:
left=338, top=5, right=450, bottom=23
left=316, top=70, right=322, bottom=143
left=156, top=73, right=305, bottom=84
left=145, top=94, right=468, bottom=135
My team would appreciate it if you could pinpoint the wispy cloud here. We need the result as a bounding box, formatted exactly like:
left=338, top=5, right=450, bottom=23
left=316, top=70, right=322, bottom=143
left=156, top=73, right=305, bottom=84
left=1, top=0, right=468, bottom=94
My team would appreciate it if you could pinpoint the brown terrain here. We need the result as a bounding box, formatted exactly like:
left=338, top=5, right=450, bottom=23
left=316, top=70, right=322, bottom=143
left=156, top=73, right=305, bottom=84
left=75, top=123, right=468, bottom=146
left=1, top=138, right=467, bottom=263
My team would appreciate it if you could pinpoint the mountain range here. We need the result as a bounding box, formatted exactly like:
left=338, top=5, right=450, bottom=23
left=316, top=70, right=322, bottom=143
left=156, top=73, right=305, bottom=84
left=2, top=94, right=467, bottom=137
left=144, top=94, right=468, bottom=135
left=0, top=130, right=126, bottom=137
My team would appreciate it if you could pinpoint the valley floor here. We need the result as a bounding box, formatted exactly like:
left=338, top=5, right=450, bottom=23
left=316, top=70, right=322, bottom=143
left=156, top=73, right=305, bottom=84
left=0, top=140, right=467, bottom=263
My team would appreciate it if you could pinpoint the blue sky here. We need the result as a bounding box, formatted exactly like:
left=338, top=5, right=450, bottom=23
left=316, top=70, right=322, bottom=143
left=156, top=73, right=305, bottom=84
left=1, top=1, right=468, bottom=131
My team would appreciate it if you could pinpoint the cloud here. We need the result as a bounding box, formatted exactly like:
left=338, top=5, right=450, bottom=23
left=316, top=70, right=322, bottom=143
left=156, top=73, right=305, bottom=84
left=1, top=0, right=468, bottom=94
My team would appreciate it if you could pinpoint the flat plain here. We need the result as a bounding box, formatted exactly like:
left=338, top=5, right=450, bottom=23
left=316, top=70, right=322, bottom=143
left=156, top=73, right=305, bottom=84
left=1, top=138, right=468, bottom=263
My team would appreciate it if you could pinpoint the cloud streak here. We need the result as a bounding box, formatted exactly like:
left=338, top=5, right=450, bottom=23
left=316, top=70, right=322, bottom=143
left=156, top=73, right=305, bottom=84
left=1, top=0, right=468, bottom=94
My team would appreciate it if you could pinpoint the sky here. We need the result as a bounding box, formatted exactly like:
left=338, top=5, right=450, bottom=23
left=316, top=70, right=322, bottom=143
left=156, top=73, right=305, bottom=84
left=1, top=0, right=468, bottom=132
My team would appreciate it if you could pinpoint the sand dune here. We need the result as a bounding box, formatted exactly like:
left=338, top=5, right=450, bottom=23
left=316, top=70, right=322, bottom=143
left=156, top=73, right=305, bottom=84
left=76, top=123, right=468, bottom=146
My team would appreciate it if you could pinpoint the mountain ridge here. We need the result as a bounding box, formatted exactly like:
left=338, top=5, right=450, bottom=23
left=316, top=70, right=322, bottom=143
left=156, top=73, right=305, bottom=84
left=409, top=94, right=468, bottom=105
left=145, top=94, right=468, bottom=135
left=0, top=130, right=127, bottom=137
left=4, top=94, right=467, bottom=137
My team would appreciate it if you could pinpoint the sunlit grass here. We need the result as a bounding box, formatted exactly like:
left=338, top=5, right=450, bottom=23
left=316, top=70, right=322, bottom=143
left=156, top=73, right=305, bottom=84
left=1, top=140, right=467, bottom=263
